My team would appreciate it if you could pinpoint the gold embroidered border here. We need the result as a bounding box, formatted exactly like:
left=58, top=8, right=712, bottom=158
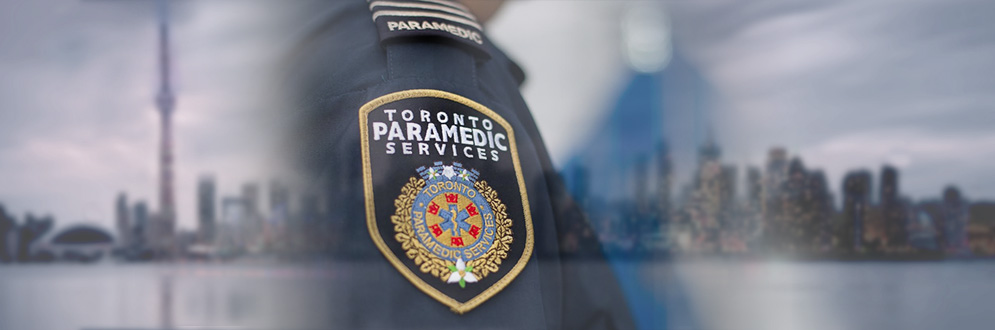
left=359, top=89, right=535, bottom=314
left=466, top=180, right=513, bottom=277
left=391, top=178, right=512, bottom=281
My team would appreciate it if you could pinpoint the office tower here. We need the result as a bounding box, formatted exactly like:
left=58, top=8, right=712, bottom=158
left=133, top=201, right=149, bottom=247
left=805, top=170, right=833, bottom=249
left=719, top=165, right=737, bottom=216
left=698, top=137, right=721, bottom=169
left=764, top=148, right=788, bottom=204
left=656, top=143, right=672, bottom=221
left=220, top=196, right=249, bottom=251
left=746, top=166, right=763, bottom=210
left=879, top=166, right=906, bottom=247
left=197, top=176, right=217, bottom=244
left=773, top=157, right=808, bottom=250
left=941, top=186, right=968, bottom=253
left=115, top=193, right=131, bottom=247
left=842, top=171, right=872, bottom=251
left=242, top=183, right=260, bottom=219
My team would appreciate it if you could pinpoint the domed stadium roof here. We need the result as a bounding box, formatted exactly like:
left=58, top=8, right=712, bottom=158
left=51, top=225, right=113, bottom=245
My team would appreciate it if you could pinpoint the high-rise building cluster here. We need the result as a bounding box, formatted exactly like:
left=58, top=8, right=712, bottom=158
left=113, top=176, right=334, bottom=261
left=564, top=140, right=995, bottom=258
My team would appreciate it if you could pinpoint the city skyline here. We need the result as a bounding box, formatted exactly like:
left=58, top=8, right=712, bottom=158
left=488, top=1, right=995, bottom=199
left=0, top=0, right=291, bottom=232
left=564, top=129, right=993, bottom=256
left=1, top=0, right=993, bottom=232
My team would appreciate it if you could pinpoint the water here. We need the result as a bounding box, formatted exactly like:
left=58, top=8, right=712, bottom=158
left=0, top=260, right=993, bottom=330
left=0, top=262, right=345, bottom=330
left=671, top=259, right=995, bottom=330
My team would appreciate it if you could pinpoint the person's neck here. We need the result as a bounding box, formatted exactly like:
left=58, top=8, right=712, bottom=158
left=457, top=0, right=505, bottom=24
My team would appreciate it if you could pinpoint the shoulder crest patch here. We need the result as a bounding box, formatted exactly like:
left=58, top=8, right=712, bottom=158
left=358, top=89, right=534, bottom=313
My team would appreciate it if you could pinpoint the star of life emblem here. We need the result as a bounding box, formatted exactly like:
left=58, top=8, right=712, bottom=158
left=359, top=89, right=533, bottom=313
left=400, top=162, right=508, bottom=289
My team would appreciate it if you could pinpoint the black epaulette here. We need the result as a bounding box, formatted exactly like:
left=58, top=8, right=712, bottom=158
left=367, top=0, right=490, bottom=58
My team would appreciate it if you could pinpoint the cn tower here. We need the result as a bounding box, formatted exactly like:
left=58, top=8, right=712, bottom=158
left=155, top=0, right=176, bottom=253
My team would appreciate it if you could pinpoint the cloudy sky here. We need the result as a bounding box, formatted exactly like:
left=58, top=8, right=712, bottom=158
left=0, top=0, right=295, bottom=231
left=489, top=0, right=995, bottom=202
left=1, top=0, right=993, bottom=231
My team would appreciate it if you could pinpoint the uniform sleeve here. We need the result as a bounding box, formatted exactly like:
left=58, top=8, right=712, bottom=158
left=532, top=129, right=638, bottom=330
left=490, top=51, right=636, bottom=328
left=282, top=1, right=637, bottom=328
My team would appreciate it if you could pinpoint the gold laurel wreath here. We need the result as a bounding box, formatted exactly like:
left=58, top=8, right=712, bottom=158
left=392, top=177, right=513, bottom=282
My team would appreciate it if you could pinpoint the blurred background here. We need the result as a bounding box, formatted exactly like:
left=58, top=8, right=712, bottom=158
left=1, top=0, right=994, bottom=329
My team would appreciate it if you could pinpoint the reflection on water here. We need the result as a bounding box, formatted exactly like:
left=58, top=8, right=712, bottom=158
left=675, top=259, right=995, bottom=330
left=1, top=261, right=993, bottom=330
left=0, top=262, right=342, bottom=330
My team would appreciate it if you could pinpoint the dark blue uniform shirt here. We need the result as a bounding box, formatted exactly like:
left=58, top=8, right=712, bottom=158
left=285, top=1, right=635, bottom=328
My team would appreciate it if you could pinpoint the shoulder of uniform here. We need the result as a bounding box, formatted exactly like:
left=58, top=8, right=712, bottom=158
left=366, top=0, right=490, bottom=58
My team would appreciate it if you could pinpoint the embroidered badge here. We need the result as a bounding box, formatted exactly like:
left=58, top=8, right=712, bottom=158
left=395, top=161, right=510, bottom=287
left=359, top=89, right=533, bottom=314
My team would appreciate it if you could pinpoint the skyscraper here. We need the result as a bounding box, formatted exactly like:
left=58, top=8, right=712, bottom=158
left=269, top=179, right=290, bottom=218
left=764, top=147, right=789, bottom=210
left=656, top=142, right=672, bottom=221
left=697, top=137, right=721, bottom=169
left=880, top=166, right=907, bottom=247
left=242, top=183, right=260, bottom=218
left=197, top=176, right=217, bottom=244
left=842, top=171, right=872, bottom=251
left=762, top=147, right=790, bottom=247
left=115, top=193, right=131, bottom=247
left=805, top=170, right=833, bottom=249
left=774, top=157, right=808, bottom=251
left=241, top=182, right=263, bottom=247
left=133, top=201, right=149, bottom=247
left=719, top=165, right=737, bottom=216
left=153, top=0, right=176, bottom=255
left=684, top=138, right=732, bottom=251
left=880, top=166, right=898, bottom=203
left=746, top=166, right=762, bottom=210
left=219, top=196, right=249, bottom=252
left=941, top=186, right=969, bottom=253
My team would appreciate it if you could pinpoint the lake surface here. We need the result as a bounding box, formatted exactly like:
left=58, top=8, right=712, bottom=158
left=0, top=260, right=993, bottom=330
left=668, top=259, right=995, bottom=330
